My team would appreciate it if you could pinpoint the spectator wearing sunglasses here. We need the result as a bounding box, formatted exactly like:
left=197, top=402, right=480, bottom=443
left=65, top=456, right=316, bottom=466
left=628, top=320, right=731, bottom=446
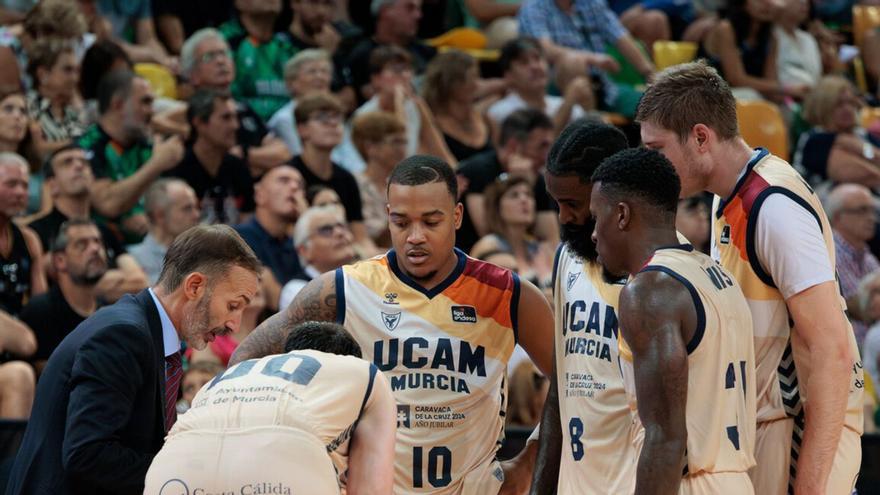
left=279, top=205, right=356, bottom=308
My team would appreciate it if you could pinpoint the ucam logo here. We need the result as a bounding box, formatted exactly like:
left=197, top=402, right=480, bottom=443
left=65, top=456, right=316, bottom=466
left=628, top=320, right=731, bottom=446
left=451, top=305, right=477, bottom=323
left=382, top=311, right=401, bottom=331
left=567, top=271, right=580, bottom=292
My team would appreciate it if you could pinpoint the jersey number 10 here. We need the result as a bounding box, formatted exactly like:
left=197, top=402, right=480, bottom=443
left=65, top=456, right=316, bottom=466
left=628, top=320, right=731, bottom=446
left=413, top=446, right=452, bottom=488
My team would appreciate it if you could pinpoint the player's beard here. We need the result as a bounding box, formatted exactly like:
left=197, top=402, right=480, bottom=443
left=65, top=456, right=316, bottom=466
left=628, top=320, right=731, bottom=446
left=560, top=219, right=597, bottom=262
left=561, top=219, right=625, bottom=283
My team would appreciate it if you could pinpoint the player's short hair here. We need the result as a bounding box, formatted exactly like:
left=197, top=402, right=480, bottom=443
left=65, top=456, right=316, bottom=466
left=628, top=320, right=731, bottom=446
left=284, top=321, right=363, bottom=358
left=157, top=225, right=262, bottom=292
left=592, top=148, right=681, bottom=216
left=636, top=61, right=739, bottom=142
left=546, top=119, right=629, bottom=183
left=388, top=155, right=458, bottom=201
left=499, top=108, right=553, bottom=147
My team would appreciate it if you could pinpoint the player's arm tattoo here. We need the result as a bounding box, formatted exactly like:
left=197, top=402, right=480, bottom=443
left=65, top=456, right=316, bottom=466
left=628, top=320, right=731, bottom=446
left=229, top=273, right=338, bottom=365
left=619, top=273, right=690, bottom=495
left=530, top=359, right=561, bottom=495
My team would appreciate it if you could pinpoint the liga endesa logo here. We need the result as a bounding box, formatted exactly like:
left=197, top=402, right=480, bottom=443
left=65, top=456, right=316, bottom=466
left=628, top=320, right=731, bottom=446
left=158, top=479, right=293, bottom=495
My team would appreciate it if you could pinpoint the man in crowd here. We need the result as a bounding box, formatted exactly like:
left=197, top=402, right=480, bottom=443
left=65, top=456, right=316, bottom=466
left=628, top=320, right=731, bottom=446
left=489, top=37, right=595, bottom=136
left=285, top=0, right=361, bottom=56
left=218, top=0, right=294, bottom=122
left=235, top=165, right=307, bottom=311
left=29, top=145, right=149, bottom=303
left=0, top=154, right=47, bottom=317
left=279, top=205, right=356, bottom=308
left=292, top=93, right=377, bottom=252
left=518, top=0, right=655, bottom=118
left=7, top=225, right=261, bottom=494
left=340, top=0, right=436, bottom=105
left=129, top=179, right=201, bottom=285
left=175, top=27, right=292, bottom=175
left=457, top=109, right=559, bottom=252
left=165, top=89, right=254, bottom=225
left=0, top=153, right=39, bottom=420
left=268, top=49, right=336, bottom=156
left=77, top=70, right=185, bottom=241
left=826, top=183, right=880, bottom=345
left=20, top=220, right=108, bottom=374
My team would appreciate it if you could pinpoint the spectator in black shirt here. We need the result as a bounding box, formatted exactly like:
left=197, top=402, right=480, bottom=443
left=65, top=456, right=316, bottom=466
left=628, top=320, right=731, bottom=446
left=20, top=219, right=107, bottom=375
left=286, top=0, right=362, bottom=55
left=165, top=89, right=255, bottom=224
left=456, top=109, right=559, bottom=252
left=338, top=0, right=436, bottom=105
left=28, top=145, right=148, bottom=303
left=154, top=29, right=292, bottom=175
left=235, top=165, right=307, bottom=311
left=291, top=93, right=378, bottom=254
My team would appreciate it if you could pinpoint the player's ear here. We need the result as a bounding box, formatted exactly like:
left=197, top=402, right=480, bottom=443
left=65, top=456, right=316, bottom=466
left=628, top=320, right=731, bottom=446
left=453, top=202, right=463, bottom=229
left=617, top=201, right=631, bottom=230
left=692, top=124, right=711, bottom=152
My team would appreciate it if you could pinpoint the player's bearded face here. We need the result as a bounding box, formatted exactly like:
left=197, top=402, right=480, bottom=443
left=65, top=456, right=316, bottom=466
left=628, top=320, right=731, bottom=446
left=561, top=217, right=597, bottom=262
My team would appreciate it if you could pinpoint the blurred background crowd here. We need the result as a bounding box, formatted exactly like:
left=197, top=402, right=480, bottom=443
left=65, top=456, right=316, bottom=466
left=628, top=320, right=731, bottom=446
left=2, top=0, right=880, bottom=475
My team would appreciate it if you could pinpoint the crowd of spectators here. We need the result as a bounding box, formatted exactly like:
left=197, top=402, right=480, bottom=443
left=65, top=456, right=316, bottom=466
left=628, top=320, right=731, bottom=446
left=3, top=0, right=880, bottom=434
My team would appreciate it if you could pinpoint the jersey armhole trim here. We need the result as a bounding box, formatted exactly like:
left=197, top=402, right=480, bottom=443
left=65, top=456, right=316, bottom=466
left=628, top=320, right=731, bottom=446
left=744, top=187, right=823, bottom=289
left=511, top=272, right=521, bottom=344
left=640, top=266, right=707, bottom=355
left=551, top=243, right=564, bottom=298
left=357, top=364, right=378, bottom=421
left=335, top=267, right=346, bottom=325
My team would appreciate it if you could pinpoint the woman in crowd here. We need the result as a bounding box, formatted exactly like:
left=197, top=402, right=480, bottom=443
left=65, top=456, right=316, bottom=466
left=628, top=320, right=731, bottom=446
left=773, top=0, right=822, bottom=89
left=470, top=174, right=555, bottom=289
left=421, top=49, right=493, bottom=162
left=700, top=0, right=808, bottom=101
left=351, top=111, right=407, bottom=248
left=0, top=86, right=42, bottom=214
left=858, top=271, right=880, bottom=430
left=795, top=76, right=880, bottom=189
left=27, top=39, right=88, bottom=159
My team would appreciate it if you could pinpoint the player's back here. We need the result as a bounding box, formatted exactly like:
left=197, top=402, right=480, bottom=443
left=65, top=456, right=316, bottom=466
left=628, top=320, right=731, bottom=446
left=552, top=244, right=634, bottom=493
left=145, top=350, right=380, bottom=495
left=339, top=249, right=518, bottom=494
left=623, top=245, right=756, bottom=486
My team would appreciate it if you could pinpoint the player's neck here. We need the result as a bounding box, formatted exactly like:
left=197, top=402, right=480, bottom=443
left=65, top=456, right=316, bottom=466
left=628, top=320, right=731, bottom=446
left=398, top=252, right=459, bottom=291
left=626, top=227, right=681, bottom=274
left=706, top=138, right=754, bottom=199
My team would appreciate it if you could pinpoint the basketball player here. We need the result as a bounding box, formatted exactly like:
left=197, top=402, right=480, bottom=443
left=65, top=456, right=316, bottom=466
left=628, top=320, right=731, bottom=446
left=636, top=61, right=863, bottom=494
left=591, top=148, right=756, bottom=494
left=530, top=120, right=635, bottom=494
left=144, top=321, right=396, bottom=495
left=231, top=155, right=555, bottom=494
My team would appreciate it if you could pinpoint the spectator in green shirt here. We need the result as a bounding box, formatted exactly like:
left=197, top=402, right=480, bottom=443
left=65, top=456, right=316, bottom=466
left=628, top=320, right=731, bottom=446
left=77, top=70, right=184, bottom=241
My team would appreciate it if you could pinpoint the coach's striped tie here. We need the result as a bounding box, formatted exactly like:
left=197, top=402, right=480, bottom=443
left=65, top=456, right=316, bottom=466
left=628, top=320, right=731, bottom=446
left=164, top=351, right=182, bottom=432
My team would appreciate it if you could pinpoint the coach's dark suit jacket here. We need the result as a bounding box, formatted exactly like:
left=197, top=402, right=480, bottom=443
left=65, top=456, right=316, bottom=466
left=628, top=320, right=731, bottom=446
left=7, top=289, right=170, bottom=495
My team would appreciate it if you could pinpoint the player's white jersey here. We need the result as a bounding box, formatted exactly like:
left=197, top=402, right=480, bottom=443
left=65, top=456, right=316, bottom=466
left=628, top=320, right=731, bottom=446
left=552, top=244, right=635, bottom=494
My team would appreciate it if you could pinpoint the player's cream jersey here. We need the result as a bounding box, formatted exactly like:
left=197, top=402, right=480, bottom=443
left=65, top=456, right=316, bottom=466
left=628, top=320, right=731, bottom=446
left=166, top=349, right=380, bottom=492
left=552, top=244, right=634, bottom=493
left=711, top=148, right=864, bottom=433
left=338, top=248, right=518, bottom=494
left=619, top=245, right=757, bottom=477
